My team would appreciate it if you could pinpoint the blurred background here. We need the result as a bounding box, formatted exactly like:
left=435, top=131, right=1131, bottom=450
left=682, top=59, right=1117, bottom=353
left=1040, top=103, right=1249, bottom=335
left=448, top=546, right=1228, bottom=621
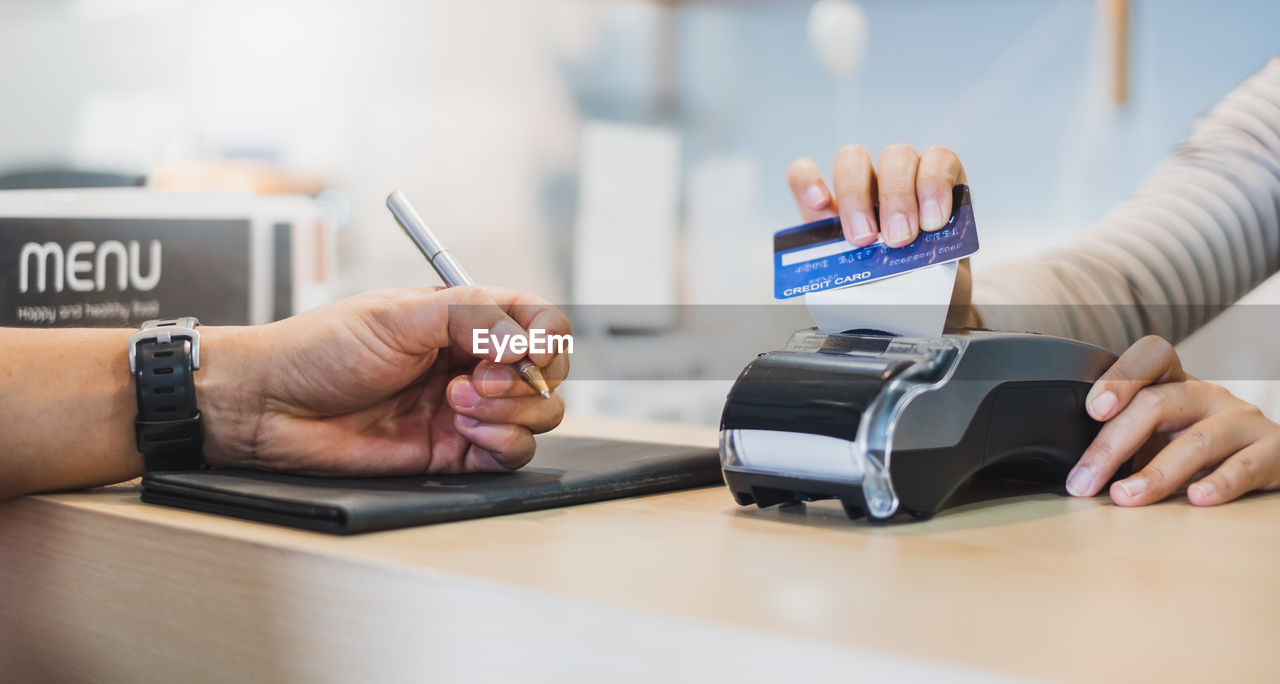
left=1, top=0, right=1278, bottom=422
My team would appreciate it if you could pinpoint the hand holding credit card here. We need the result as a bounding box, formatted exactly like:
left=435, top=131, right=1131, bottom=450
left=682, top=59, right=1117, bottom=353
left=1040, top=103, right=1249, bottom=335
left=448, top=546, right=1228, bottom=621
left=774, top=184, right=979, bottom=300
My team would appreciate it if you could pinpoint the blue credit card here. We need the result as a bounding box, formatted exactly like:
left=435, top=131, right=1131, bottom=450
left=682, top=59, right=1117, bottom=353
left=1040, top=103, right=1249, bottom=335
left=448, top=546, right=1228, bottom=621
left=773, top=184, right=979, bottom=300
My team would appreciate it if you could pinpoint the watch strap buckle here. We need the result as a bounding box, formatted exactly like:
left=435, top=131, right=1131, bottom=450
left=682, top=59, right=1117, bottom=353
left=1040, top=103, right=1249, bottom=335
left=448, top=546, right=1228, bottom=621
left=128, top=317, right=201, bottom=375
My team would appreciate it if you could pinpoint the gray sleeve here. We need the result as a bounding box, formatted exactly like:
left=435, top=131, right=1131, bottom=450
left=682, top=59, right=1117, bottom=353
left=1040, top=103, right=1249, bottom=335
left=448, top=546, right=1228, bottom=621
left=972, top=57, right=1280, bottom=353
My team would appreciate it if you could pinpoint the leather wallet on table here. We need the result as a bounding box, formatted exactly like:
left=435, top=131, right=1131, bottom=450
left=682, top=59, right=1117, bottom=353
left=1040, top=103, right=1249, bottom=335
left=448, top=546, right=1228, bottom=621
left=140, top=436, right=722, bottom=534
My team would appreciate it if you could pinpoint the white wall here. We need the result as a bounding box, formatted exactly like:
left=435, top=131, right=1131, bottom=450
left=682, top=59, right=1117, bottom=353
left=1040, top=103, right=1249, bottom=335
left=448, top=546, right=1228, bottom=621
left=2, top=0, right=1277, bottom=420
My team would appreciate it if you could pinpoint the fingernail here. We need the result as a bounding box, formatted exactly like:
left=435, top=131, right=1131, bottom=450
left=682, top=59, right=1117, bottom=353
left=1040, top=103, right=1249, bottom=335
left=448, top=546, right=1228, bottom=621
left=1089, top=391, right=1117, bottom=419
left=487, top=319, right=528, bottom=363
left=1190, top=481, right=1216, bottom=502
left=450, top=379, right=481, bottom=409
left=457, top=414, right=481, bottom=429
left=1065, top=464, right=1093, bottom=496
left=921, top=200, right=945, bottom=230
left=844, top=212, right=875, bottom=244
left=492, top=319, right=526, bottom=343
left=476, top=364, right=516, bottom=395
left=886, top=213, right=911, bottom=245
left=1116, top=477, right=1147, bottom=498
left=803, top=184, right=829, bottom=210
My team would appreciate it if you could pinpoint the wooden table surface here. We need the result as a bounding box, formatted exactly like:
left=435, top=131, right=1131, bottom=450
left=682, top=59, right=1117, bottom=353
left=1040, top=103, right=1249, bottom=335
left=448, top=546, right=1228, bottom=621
left=1, top=415, right=1277, bottom=683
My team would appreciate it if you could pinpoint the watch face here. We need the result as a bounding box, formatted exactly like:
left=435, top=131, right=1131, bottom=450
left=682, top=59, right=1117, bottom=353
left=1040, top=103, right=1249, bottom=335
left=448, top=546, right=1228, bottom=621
left=0, top=216, right=252, bottom=327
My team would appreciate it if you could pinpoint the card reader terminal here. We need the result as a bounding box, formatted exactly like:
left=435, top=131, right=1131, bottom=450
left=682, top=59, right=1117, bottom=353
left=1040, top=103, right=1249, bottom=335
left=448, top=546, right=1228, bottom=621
left=719, top=329, right=1117, bottom=521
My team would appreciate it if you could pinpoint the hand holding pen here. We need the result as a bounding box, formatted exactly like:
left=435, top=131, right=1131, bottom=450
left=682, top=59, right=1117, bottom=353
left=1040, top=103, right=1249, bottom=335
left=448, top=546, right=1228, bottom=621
left=386, top=191, right=555, bottom=399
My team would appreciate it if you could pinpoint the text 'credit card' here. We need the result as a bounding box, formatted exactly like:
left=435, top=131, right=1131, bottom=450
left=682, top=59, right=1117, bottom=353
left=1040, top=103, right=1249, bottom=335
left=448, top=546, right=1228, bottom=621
left=773, top=184, right=979, bottom=300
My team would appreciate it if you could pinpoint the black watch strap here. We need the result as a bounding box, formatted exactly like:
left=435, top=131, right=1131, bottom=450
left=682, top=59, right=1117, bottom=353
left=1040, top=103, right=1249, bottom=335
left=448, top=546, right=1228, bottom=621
left=129, top=317, right=205, bottom=471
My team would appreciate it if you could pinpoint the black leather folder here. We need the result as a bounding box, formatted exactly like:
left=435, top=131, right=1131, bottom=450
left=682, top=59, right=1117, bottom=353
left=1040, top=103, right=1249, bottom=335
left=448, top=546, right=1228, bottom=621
left=140, top=436, right=722, bottom=534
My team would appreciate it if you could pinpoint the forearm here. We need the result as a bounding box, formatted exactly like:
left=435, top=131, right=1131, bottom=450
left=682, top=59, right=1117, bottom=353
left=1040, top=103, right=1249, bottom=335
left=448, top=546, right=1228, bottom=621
left=0, top=287, right=572, bottom=498
left=0, top=328, right=137, bottom=498
left=973, top=58, right=1280, bottom=351
left=0, top=326, right=257, bottom=500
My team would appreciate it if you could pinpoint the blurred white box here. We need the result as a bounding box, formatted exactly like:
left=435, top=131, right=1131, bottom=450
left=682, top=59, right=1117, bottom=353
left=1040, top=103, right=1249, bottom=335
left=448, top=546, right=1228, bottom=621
left=572, top=120, right=680, bottom=330
left=0, top=188, right=334, bottom=327
left=685, top=155, right=765, bottom=304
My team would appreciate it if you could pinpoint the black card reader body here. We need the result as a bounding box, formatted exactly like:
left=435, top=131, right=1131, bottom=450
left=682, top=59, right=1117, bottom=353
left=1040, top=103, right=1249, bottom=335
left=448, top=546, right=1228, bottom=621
left=719, top=329, right=1117, bottom=521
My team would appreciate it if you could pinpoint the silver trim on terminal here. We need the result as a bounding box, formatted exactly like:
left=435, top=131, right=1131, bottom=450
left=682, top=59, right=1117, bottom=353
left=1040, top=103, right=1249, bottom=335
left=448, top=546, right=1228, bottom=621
left=719, top=332, right=970, bottom=520
left=854, top=336, right=968, bottom=519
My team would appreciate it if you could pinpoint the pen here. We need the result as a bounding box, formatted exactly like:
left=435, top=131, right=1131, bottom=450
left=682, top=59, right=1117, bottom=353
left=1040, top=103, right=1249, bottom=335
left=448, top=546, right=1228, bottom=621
left=386, top=190, right=553, bottom=399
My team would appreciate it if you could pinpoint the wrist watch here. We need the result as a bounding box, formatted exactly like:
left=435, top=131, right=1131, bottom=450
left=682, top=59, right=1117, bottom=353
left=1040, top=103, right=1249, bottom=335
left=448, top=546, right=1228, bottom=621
left=128, top=317, right=206, bottom=471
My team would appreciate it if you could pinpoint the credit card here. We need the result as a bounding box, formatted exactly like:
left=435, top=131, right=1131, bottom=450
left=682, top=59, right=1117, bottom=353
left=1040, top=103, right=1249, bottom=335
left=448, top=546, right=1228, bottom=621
left=773, top=184, right=979, bottom=300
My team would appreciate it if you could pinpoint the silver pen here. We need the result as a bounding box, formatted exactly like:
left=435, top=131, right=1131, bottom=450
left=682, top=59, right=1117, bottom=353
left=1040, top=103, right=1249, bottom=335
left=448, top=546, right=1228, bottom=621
left=386, top=191, right=552, bottom=399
